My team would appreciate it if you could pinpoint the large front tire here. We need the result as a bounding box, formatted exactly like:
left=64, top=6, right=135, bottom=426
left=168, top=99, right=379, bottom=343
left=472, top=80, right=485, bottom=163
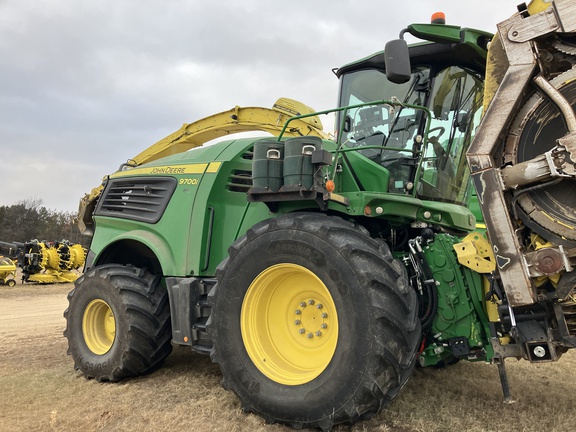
left=209, top=213, right=420, bottom=430
left=64, top=264, right=172, bottom=382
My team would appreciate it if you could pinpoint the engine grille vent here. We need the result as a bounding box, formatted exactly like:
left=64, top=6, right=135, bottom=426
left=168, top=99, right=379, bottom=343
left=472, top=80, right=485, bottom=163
left=227, top=170, right=252, bottom=193
left=242, top=147, right=254, bottom=160
left=95, top=177, right=177, bottom=223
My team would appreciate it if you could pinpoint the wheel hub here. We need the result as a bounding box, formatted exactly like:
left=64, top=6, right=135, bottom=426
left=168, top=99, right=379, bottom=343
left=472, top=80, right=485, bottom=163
left=82, top=299, right=116, bottom=355
left=241, top=263, right=339, bottom=386
left=293, top=298, right=329, bottom=339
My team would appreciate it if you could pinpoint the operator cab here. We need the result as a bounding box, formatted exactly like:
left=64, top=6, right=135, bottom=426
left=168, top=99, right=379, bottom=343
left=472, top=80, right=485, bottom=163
left=335, top=21, right=491, bottom=206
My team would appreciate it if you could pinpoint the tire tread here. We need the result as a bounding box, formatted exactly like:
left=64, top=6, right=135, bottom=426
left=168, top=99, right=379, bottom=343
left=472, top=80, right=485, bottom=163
left=64, top=264, right=172, bottom=382
left=209, top=213, right=420, bottom=430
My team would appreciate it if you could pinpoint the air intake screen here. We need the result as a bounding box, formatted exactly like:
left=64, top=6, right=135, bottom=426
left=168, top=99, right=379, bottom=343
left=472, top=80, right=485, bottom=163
left=95, top=177, right=177, bottom=223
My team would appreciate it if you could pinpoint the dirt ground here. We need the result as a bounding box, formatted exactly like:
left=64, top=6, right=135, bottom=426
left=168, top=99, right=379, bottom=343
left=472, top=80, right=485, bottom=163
left=2, top=282, right=576, bottom=432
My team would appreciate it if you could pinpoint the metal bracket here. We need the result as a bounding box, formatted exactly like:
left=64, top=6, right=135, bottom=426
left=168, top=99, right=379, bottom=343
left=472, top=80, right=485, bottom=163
left=508, top=7, right=560, bottom=43
left=557, top=134, right=576, bottom=176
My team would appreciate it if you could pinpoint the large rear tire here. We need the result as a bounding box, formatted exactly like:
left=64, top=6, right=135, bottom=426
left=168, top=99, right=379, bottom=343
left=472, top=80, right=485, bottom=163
left=209, top=213, right=420, bottom=430
left=64, top=264, right=172, bottom=381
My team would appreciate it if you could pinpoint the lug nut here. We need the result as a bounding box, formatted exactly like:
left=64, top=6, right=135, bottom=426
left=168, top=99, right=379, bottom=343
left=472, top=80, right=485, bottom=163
left=295, top=309, right=301, bottom=315
left=300, top=302, right=306, bottom=308
left=321, top=323, right=327, bottom=329
left=315, top=331, right=322, bottom=337
left=316, top=303, right=323, bottom=309
left=307, top=333, right=314, bottom=338
left=321, top=313, right=328, bottom=318
left=294, top=320, right=301, bottom=325
left=299, top=329, right=305, bottom=334
left=308, top=299, right=315, bottom=305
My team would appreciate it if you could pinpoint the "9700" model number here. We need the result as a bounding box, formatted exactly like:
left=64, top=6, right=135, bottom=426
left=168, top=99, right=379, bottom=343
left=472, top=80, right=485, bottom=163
left=179, top=178, right=199, bottom=185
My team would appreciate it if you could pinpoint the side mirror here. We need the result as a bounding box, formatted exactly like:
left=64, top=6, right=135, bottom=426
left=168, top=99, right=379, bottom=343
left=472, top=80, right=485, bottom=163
left=384, top=39, right=411, bottom=84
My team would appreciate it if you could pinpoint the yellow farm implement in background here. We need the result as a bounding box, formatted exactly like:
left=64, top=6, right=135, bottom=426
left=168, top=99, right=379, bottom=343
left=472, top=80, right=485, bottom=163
left=21, top=240, right=86, bottom=284
left=1, top=240, right=86, bottom=284
left=0, top=257, right=16, bottom=287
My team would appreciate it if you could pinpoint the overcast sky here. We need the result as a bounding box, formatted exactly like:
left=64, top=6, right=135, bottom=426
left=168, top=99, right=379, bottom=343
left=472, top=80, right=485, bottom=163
left=1, top=0, right=523, bottom=212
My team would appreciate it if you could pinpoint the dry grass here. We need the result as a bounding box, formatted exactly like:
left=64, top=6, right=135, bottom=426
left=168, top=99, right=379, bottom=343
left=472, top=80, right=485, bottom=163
left=2, top=283, right=576, bottom=432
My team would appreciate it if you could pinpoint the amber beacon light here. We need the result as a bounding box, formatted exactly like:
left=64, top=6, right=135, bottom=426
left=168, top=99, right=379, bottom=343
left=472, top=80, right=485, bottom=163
left=431, top=12, right=446, bottom=24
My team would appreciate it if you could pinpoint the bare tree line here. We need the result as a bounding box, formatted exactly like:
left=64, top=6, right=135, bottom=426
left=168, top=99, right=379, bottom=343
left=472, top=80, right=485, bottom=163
left=0, top=198, right=88, bottom=248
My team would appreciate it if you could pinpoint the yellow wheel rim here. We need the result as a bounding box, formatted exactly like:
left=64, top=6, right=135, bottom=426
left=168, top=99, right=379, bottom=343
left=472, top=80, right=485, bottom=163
left=241, top=263, right=339, bottom=386
left=82, top=299, right=116, bottom=355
